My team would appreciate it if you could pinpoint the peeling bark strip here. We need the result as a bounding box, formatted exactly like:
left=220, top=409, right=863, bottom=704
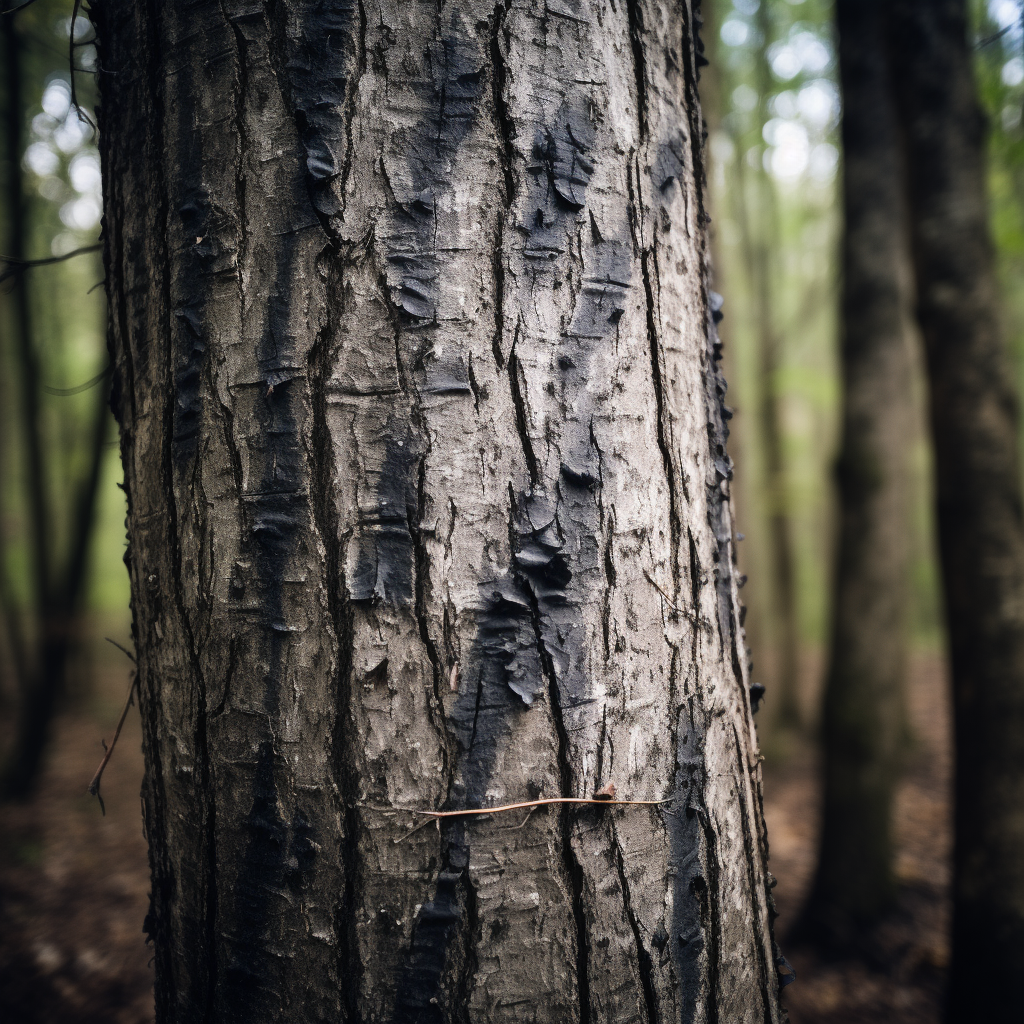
left=96, top=1, right=781, bottom=1021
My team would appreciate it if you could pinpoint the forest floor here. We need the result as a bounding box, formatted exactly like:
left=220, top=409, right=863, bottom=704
left=769, top=652, right=951, bottom=1023
left=0, top=653, right=950, bottom=1023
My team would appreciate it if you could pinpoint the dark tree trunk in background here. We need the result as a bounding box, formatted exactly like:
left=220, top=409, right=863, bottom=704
left=752, top=0, right=801, bottom=731
left=95, top=1, right=783, bottom=1021
left=888, top=1, right=1024, bottom=1018
left=799, top=0, right=913, bottom=949
left=0, top=9, right=110, bottom=798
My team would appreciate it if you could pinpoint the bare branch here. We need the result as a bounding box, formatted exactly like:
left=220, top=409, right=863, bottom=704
left=0, top=244, right=102, bottom=287
left=68, top=0, right=96, bottom=129
left=87, top=672, right=138, bottom=815
left=42, top=365, right=110, bottom=397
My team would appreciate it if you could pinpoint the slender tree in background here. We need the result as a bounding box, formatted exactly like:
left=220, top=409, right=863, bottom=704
left=888, top=1, right=1024, bottom=1017
left=799, top=0, right=913, bottom=949
left=751, top=0, right=802, bottom=732
left=0, top=5, right=110, bottom=797
left=95, top=0, right=784, bottom=1020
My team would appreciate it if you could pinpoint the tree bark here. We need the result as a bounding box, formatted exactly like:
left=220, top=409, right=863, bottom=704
left=95, top=1, right=783, bottom=1020
left=799, top=0, right=913, bottom=948
left=888, top=1, right=1024, bottom=1018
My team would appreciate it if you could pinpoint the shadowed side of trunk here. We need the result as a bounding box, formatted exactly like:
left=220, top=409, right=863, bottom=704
left=888, top=2, right=1024, bottom=1018
left=798, top=0, right=913, bottom=949
left=95, top=1, right=784, bottom=1020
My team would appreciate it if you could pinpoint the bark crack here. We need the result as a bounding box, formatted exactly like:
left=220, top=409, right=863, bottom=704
left=592, top=421, right=616, bottom=663
left=697, top=807, right=722, bottom=1024
left=625, top=0, right=648, bottom=140
left=612, top=821, right=660, bottom=1024
left=640, top=244, right=681, bottom=593
left=730, top=722, right=773, bottom=1021
left=490, top=1, right=515, bottom=372
left=506, top=320, right=540, bottom=485
left=411, top=449, right=455, bottom=775
left=677, top=1, right=708, bottom=231
left=520, top=571, right=592, bottom=1024
left=310, top=297, right=364, bottom=1024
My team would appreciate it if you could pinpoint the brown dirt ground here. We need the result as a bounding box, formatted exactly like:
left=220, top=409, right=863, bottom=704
left=769, top=652, right=951, bottom=1023
left=0, top=654, right=951, bottom=1022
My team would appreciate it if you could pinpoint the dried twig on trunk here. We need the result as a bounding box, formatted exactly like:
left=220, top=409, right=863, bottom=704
left=87, top=640, right=138, bottom=814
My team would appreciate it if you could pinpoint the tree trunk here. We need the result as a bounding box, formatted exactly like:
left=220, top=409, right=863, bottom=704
left=799, top=0, right=913, bottom=948
left=0, top=9, right=112, bottom=798
left=95, top=1, right=783, bottom=1020
left=888, top=1, right=1024, bottom=1018
left=751, top=0, right=801, bottom=732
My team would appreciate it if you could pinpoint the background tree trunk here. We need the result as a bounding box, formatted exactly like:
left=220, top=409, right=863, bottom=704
left=95, top=1, right=782, bottom=1020
left=1, top=7, right=111, bottom=798
left=749, top=0, right=801, bottom=733
left=799, top=0, right=913, bottom=949
left=888, top=1, right=1024, bottom=1018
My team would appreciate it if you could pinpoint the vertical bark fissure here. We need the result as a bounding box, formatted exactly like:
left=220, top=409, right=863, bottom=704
left=305, top=264, right=360, bottom=1022
left=595, top=703, right=608, bottom=786
left=522, top=576, right=592, bottom=1024
left=455, top=865, right=481, bottom=1024
left=490, top=1, right=513, bottom=372
left=261, top=0, right=351, bottom=254
left=589, top=418, right=615, bottom=663
left=625, top=1, right=648, bottom=140
left=730, top=724, right=773, bottom=1021
left=162, top=212, right=216, bottom=1024
left=611, top=820, right=660, bottom=1024
left=678, top=0, right=709, bottom=227
left=412, top=451, right=454, bottom=771
left=148, top=2, right=219, bottom=1011
left=338, top=0, right=368, bottom=208
left=697, top=806, right=722, bottom=1024
left=506, top=323, right=540, bottom=485
left=625, top=6, right=683, bottom=592
left=640, top=246, right=681, bottom=590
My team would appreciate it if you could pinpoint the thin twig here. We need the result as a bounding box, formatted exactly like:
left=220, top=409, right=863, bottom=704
left=515, top=805, right=536, bottom=828
left=87, top=671, right=138, bottom=814
left=393, top=817, right=440, bottom=844
left=404, top=796, right=672, bottom=819
left=0, top=244, right=102, bottom=286
left=643, top=569, right=678, bottom=611
left=976, top=24, right=1013, bottom=50
left=2, top=0, right=40, bottom=15
left=68, top=0, right=96, bottom=129
left=104, top=636, right=136, bottom=662
left=42, top=364, right=110, bottom=396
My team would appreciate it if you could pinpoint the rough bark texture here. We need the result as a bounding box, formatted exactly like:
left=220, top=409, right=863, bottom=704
left=888, top=2, right=1024, bottom=1019
left=95, top=1, right=782, bottom=1021
left=800, top=0, right=913, bottom=947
